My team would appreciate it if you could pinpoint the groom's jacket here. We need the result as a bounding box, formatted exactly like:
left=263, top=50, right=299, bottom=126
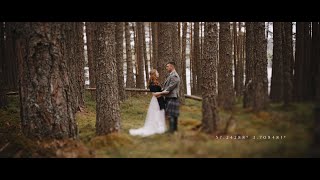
left=163, top=70, right=180, bottom=98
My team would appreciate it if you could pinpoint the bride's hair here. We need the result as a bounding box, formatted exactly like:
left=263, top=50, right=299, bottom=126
left=148, top=69, right=160, bottom=87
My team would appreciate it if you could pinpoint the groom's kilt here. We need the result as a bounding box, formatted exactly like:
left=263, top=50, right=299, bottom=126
left=165, top=98, right=180, bottom=117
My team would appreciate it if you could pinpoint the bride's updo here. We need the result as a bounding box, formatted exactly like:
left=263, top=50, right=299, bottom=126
left=148, top=69, right=160, bottom=87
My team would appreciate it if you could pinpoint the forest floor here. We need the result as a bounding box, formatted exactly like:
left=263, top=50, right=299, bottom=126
left=0, top=92, right=318, bottom=158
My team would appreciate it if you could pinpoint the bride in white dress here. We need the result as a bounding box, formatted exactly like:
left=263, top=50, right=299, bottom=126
left=129, top=70, right=166, bottom=137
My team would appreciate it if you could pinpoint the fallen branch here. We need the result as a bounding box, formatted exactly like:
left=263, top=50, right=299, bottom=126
left=86, top=88, right=203, bottom=101
left=6, top=92, right=18, bottom=95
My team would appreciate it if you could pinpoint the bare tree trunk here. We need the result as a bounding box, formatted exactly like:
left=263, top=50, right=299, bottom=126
left=125, top=22, right=135, bottom=88
left=152, top=22, right=158, bottom=72
left=270, top=22, right=284, bottom=102
left=181, top=22, right=188, bottom=95
left=136, top=22, right=145, bottom=89
left=218, top=22, right=235, bottom=110
left=75, top=23, right=85, bottom=108
left=253, top=22, right=269, bottom=111
left=149, top=22, right=153, bottom=69
left=172, top=22, right=185, bottom=104
left=282, top=22, right=294, bottom=106
left=190, top=23, right=196, bottom=95
left=142, top=23, right=149, bottom=83
left=194, top=22, right=201, bottom=95
left=0, top=22, right=7, bottom=108
left=233, top=22, right=238, bottom=94
left=17, top=22, right=78, bottom=139
left=5, top=23, right=18, bottom=91
left=294, top=22, right=304, bottom=102
left=243, top=22, right=255, bottom=108
left=202, top=22, right=219, bottom=134
left=303, top=23, right=312, bottom=101
left=237, top=22, right=245, bottom=97
left=116, top=22, right=126, bottom=102
left=314, top=22, right=320, bottom=102
left=95, top=22, right=121, bottom=135
left=158, top=23, right=173, bottom=84
left=86, top=22, right=96, bottom=99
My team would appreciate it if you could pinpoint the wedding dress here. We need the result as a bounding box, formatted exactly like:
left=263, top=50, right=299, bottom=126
left=129, top=96, right=166, bottom=137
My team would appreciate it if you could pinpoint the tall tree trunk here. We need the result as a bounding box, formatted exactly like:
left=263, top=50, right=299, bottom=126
left=237, top=22, right=245, bottom=97
left=293, top=22, right=305, bottom=102
left=314, top=22, right=320, bottom=102
left=18, top=22, right=78, bottom=139
left=190, top=23, right=196, bottom=95
left=304, top=23, right=312, bottom=101
left=181, top=22, right=188, bottom=95
left=158, top=23, right=173, bottom=84
left=194, top=22, right=201, bottom=95
left=116, top=22, right=126, bottom=102
left=172, top=22, right=185, bottom=104
left=142, top=23, right=149, bottom=83
left=136, top=22, right=145, bottom=88
left=202, top=22, right=219, bottom=134
left=86, top=22, right=96, bottom=98
left=64, top=23, right=77, bottom=113
left=218, top=22, right=235, bottom=110
left=253, top=22, right=269, bottom=111
left=152, top=22, right=159, bottom=73
left=5, top=23, right=18, bottom=91
left=149, top=22, right=153, bottom=69
left=270, top=22, right=283, bottom=102
left=311, top=22, right=319, bottom=100
left=282, top=22, right=294, bottom=106
left=125, top=22, right=135, bottom=88
left=233, top=22, right=238, bottom=94
left=243, top=22, right=255, bottom=108
left=0, top=22, right=7, bottom=108
left=75, top=23, right=85, bottom=108
left=95, top=22, right=121, bottom=135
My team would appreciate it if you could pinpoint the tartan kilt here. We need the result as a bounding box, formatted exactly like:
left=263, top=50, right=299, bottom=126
left=165, top=98, right=180, bottom=117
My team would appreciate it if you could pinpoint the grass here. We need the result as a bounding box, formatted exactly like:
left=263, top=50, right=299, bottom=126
left=0, top=92, right=317, bottom=158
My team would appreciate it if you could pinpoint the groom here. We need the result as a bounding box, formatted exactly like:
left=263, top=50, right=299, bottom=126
left=153, top=62, right=180, bottom=133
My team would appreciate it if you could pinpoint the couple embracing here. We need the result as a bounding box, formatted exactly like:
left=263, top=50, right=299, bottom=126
left=129, top=62, right=180, bottom=137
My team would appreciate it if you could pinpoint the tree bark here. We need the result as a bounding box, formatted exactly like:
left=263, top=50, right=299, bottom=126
left=86, top=22, right=96, bottom=99
left=243, top=22, right=255, bottom=108
left=136, top=22, right=145, bottom=89
left=149, top=22, right=153, bottom=69
left=282, top=22, right=293, bottom=106
left=194, top=22, right=201, bottom=95
left=116, top=22, right=126, bottom=102
left=158, top=23, right=173, bottom=83
left=4, top=23, right=18, bottom=91
left=95, top=22, right=121, bottom=135
left=0, top=22, right=7, bottom=108
left=270, top=22, right=283, bottom=102
left=253, top=22, right=269, bottom=111
left=233, top=22, right=238, bottom=94
left=172, top=22, right=185, bottom=104
left=201, top=22, right=219, bottom=134
left=75, top=23, right=85, bottom=108
left=125, top=22, right=135, bottom=88
left=151, top=22, right=158, bottom=72
left=181, top=22, right=188, bottom=95
left=142, top=23, right=149, bottom=84
left=18, top=22, right=78, bottom=139
left=218, top=22, right=235, bottom=110
left=293, top=22, right=305, bottom=102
